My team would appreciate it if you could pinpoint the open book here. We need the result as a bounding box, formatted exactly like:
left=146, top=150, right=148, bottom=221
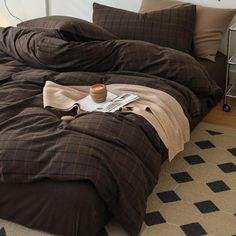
left=43, top=81, right=139, bottom=113
left=49, top=91, right=139, bottom=113
left=78, top=92, right=139, bottom=113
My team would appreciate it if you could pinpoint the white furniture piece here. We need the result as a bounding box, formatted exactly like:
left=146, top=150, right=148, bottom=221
left=223, top=22, right=236, bottom=112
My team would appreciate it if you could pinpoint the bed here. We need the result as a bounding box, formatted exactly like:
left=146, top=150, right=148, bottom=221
left=0, top=2, right=234, bottom=236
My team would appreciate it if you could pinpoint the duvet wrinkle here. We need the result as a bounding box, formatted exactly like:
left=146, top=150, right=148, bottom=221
left=0, top=26, right=222, bottom=97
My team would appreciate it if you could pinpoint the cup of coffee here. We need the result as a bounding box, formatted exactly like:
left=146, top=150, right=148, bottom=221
left=90, top=84, right=107, bottom=103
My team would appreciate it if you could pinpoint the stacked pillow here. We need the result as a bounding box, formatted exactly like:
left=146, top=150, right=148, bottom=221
left=19, top=2, right=236, bottom=62
left=93, top=1, right=236, bottom=61
left=139, top=0, right=236, bottom=61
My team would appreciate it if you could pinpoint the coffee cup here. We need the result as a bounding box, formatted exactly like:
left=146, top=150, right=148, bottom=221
left=89, top=84, right=107, bottom=103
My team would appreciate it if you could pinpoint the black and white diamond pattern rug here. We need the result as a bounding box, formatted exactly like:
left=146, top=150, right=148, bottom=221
left=1, top=122, right=236, bottom=236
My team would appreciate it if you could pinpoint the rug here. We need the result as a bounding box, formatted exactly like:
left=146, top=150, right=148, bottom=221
left=1, top=122, right=236, bottom=236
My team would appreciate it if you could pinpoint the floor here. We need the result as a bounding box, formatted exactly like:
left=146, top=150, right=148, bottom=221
left=104, top=122, right=236, bottom=236
left=203, top=99, right=236, bottom=128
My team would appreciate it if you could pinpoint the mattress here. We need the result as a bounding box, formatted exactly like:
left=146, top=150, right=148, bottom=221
left=0, top=25, right=223, bottom=236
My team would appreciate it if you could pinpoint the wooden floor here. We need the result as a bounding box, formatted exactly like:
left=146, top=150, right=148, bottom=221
left=203, top=98, right=236, bottom=128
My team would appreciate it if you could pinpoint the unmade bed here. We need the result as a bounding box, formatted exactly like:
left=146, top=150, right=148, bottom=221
left=0, top=3, right=231, bottom=236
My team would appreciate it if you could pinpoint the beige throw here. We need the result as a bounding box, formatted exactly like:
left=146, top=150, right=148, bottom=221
left=43, top=81, right=190, bottom=161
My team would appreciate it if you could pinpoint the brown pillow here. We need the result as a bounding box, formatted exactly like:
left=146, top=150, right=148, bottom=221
left=17, top=15, right=118, bottom=42
left=93, top=3, right=196, bottom=54
left=139, top=0, right=236, bottom=61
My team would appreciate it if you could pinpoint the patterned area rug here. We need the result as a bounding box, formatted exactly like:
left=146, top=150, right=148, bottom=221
left=0, top=122, right=236, bottom=236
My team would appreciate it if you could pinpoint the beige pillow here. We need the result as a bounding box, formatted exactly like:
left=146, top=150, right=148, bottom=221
left=139, top=0, right=236, bottom=61
left=140, top=0, right=190, bottom=11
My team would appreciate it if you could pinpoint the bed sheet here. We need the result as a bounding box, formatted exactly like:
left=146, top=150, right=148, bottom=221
left=0, top=180, right=109, bottom=236
left=197, top=52, right=227, bottom=91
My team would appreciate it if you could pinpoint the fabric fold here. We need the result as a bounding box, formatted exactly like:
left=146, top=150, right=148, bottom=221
left=43, top=81, right=190, bottom=161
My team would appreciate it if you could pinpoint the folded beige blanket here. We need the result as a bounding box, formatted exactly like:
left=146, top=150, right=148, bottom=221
left=43, top=81, right=190, bottom=161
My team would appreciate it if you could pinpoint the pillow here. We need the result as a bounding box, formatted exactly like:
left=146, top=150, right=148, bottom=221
left=140, top=0, right=190, bottom=11
left=139, top=0, right=236, bottom=61
left=17, top=15, right=118, bottom=42
left=93, top=3, right=196, bottom=53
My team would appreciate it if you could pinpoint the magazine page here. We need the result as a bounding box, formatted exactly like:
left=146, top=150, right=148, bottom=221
left=78, top=92, right=139, bottom=112
left=78, top=92, right=117, bottom=112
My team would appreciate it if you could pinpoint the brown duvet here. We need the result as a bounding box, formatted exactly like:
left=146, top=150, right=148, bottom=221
left=0, top=26, right=222, bottom=236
